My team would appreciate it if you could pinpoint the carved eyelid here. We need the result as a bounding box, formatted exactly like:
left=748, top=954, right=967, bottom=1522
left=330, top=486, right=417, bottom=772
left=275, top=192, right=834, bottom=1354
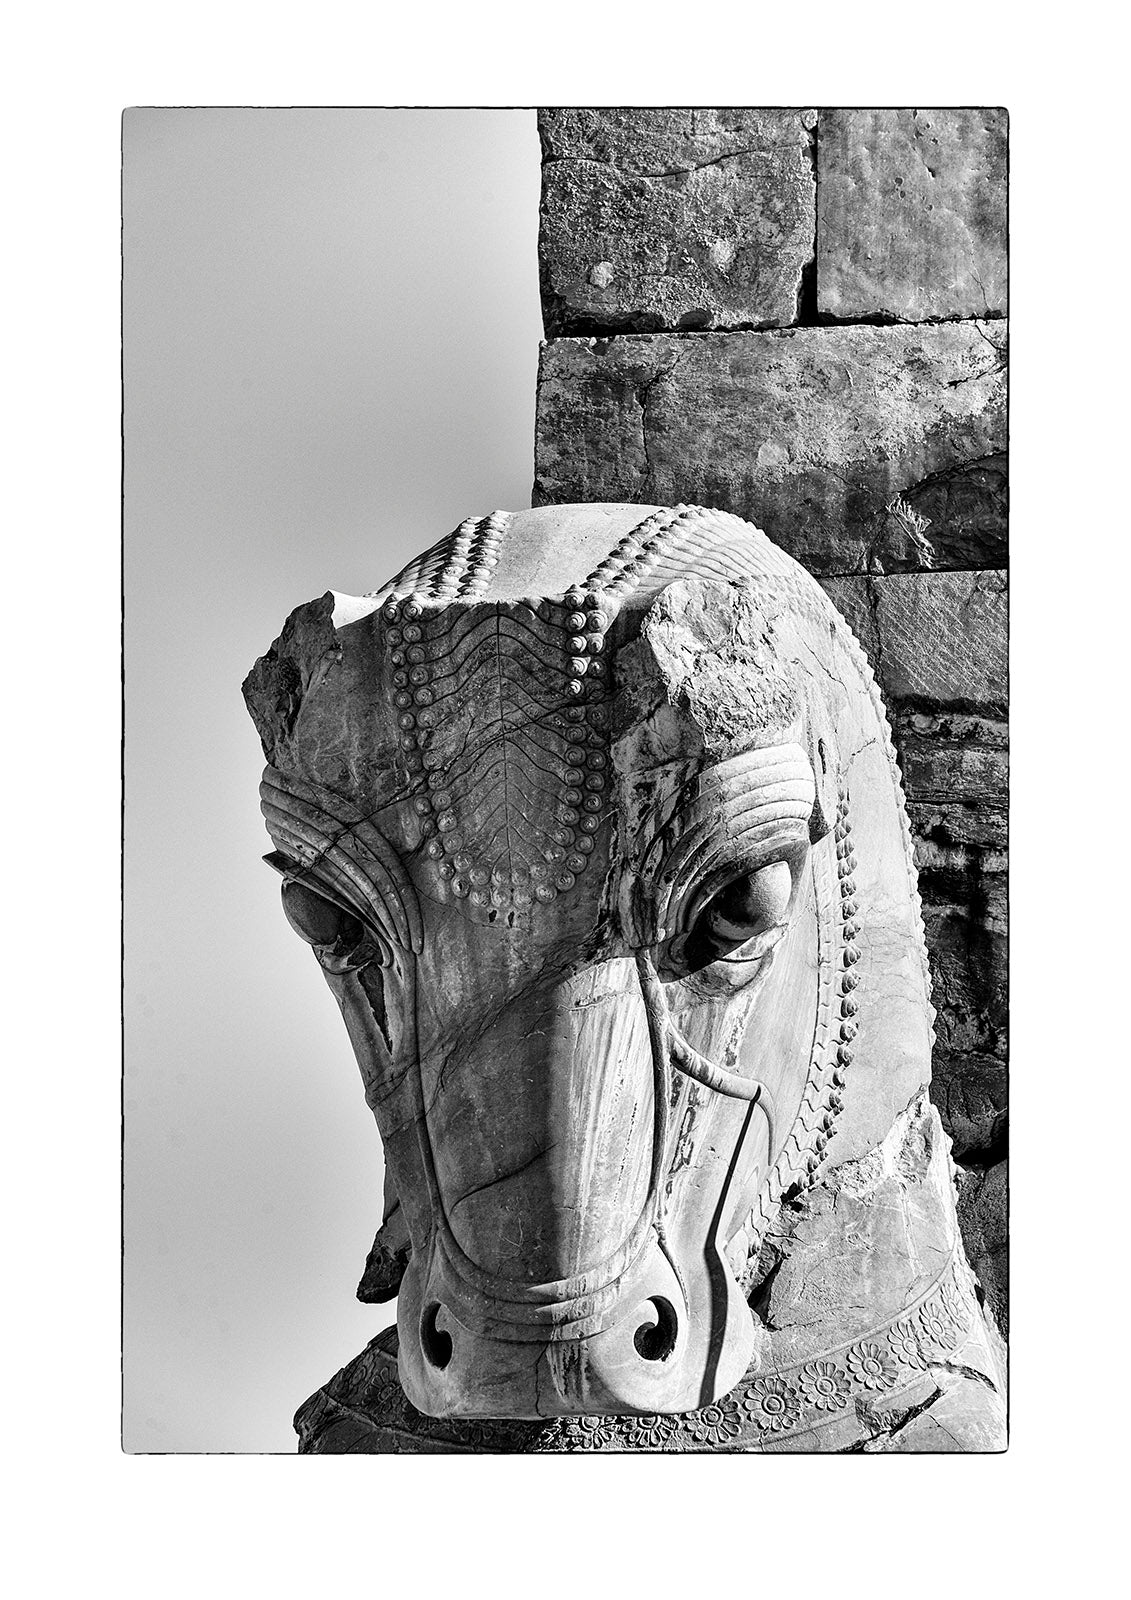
left=716, top=941, right=781, bottom=965
left=259, top=765, right=425, bottom=955
left=646, top=742, right=816, bottom=940
left=680, top=837, right=809, bottom=940
left=707, top=925, right=791, bottom=973
left=264, top=850, right=359, bottom=915
left=265, top=850, right=394, bottom=951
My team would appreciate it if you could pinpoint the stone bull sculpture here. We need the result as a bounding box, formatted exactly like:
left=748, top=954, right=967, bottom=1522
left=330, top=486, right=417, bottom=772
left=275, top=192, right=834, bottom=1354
left=244, top=503, right=1005, bottom=1451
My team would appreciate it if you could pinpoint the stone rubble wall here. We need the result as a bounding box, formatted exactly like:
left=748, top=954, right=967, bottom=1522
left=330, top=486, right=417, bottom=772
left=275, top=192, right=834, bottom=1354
left=533, top=107, right=1008, bottom=1332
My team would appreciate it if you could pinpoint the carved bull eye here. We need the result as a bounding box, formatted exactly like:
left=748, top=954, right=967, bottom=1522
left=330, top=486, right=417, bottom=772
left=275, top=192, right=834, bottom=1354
left=280, top=879, right=394, bottom=979
left=281, top=879, right=364, bottom=948
left=669, top=858, right=796, bottom=978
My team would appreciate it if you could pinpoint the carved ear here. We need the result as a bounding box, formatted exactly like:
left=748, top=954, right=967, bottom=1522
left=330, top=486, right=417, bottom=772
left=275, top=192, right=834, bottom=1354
left=803, top=683, right=839, bottom=844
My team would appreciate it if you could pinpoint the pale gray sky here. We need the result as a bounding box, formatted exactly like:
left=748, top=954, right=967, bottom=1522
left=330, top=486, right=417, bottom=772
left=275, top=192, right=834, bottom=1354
left=123, top=108, right=542, bottom=1451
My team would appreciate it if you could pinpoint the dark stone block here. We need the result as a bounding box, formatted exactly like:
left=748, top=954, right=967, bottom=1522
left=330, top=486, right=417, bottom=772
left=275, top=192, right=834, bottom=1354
left=956, top=1162, right=1008, bottom=1335
left=932, top=1052, right=1007, bottom=1165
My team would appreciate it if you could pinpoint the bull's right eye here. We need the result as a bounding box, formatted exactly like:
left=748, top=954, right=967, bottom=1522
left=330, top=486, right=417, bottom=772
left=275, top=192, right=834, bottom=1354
left=281, top=880, right=365, bottom=949
left=663, top=858, right=797, bottom=980
left=692, top=860, right=794, bottom=958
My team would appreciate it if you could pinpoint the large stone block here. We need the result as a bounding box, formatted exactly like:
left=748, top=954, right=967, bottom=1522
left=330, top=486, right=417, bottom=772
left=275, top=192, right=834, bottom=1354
left=817, top=108, right=1008, bottom=322
left=538, top=108, right=816, bottom=335
left=535, top=323, right=1007, bottom=574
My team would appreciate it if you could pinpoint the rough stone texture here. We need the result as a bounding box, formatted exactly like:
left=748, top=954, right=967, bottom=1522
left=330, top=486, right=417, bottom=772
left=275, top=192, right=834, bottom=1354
left=534, top=323, right=1007, bottom=574
left=246, top=504, right=1004, bottom=1451
left=821, top=570, right=1007, bottom=1319
left=538, top=108, right=816, bottom=336
left=956, top=1162, right=1008, bottom=1336
left=817, top=109, right=1008, bottom=322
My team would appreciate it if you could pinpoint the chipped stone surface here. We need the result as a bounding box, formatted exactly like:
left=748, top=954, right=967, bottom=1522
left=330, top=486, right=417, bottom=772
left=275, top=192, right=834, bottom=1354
left=538, top=108, right=816, bottom=335
left=751, top=1095, right=960, bottom=1359
left=896, top=451, right=1007, bottom=570
left=917, top=879, right=1007, bottom=1112
left=534, top=323, right=1007, bottom=574
left=874, top=1377, right=1007, bottom=1454
left=817, top=108, right=1008, bottom=322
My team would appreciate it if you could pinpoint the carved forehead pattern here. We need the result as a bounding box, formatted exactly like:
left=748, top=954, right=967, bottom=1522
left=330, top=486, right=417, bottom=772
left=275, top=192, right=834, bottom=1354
left=368, top=503, right=806, bottom=926
left=381, top=592, right=611, bottom=916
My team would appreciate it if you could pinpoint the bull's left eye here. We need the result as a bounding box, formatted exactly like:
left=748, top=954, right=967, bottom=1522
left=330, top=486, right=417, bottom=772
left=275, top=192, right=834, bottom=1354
left=668, top=859, right=795, bottom=977
left=281, top=879, right=364, bottom=948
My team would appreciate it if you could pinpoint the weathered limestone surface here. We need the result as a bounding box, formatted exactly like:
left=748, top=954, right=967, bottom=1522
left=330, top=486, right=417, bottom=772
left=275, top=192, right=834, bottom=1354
left=246, top=504, right=1005, bottom=1452
left=534, top=323, right=1007, bottom=574
left=821, top=569, right=1007, bottom=1323
left=817, top=109, right=1008, bottom=322
left=538, top=109, right=816, bottom=336
left=821, top=569, right=1008, bottom=704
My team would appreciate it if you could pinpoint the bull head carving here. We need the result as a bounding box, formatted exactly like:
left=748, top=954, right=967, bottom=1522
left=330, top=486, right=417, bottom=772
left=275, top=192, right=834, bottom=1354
left=244, top=503, right=933, bottom=1419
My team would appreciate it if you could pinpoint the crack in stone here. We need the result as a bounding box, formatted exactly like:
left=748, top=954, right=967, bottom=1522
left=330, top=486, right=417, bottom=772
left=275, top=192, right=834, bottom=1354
left=862, top=576, right=886, bottom=682
left=926, top=1357, right=998, bottom=1393
left=632, top=358, right=681, bottom=498
left=549, top=310, right=1007, bottom=342
left=795, top=115, right=819, bottom=326
left=449, top=1140, right=558, bottom=1214
left=839, top=1383, right=945, bottom=1451
left=544, top=146, right=770, bottom=181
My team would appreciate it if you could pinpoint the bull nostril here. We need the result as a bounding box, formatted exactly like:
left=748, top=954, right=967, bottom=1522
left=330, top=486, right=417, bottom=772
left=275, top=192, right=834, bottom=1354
left=421, top=1303, right=453, bottom=1370
left=633, top=1296, right=678, bottom=1362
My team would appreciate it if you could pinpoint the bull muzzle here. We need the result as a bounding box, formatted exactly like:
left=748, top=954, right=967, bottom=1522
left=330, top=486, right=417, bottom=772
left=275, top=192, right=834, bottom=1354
left=394, top=955, right=763, bottom=1417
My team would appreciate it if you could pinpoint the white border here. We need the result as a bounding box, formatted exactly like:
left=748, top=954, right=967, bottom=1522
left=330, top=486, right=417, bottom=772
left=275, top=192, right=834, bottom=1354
left=6, top=3, right=1125, bottom=1593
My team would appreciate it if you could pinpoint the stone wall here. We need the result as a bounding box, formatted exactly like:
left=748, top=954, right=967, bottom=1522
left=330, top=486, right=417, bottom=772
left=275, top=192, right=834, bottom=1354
left=533, top=107, right=1008, bottom=1332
